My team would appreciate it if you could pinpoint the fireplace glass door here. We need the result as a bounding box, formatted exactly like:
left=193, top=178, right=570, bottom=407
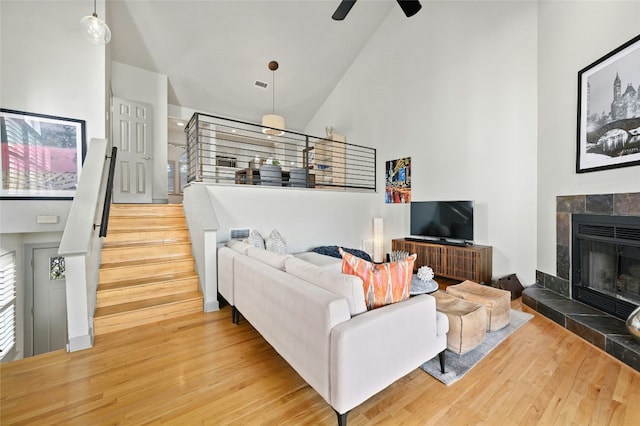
left=577, top=240, right=640, bottom=306
left=572, top=214, right=640, bottom=319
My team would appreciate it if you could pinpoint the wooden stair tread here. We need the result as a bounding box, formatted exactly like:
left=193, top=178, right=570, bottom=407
left=102, top=240, right=191, bottom=249
left=100, top=255, right=193, bottom=270
left=94, top=291, right=203, bottom=318
left=107, top=224, right=186, bottom=230
left=95, top=203, right=200, bottom=336
left=107, top=227, right=188, bottom=234
left=110, top=204, right=183, bottom=212
left=105, top=226, right=187, bottom=234
left=109, top=215, right=185, bottom=217
left=98, top=271, right=198, bottom=291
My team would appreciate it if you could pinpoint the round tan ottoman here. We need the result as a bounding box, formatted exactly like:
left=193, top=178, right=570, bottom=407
left=446, top=280, right=511, bottom=332
left=433, top=290, right=487, bottom=355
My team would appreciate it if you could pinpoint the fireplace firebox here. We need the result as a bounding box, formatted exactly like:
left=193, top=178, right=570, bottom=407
left=572, top=214, right=640, bottom=320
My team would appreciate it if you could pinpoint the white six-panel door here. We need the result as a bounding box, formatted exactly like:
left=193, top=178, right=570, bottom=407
left=112, top=97, right=154, bottom=203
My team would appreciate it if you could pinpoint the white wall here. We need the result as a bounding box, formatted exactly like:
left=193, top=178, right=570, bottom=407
left=111, top=61, right=169, bottom=203
left=0, top=1, right=107, bottom=141
left=537, top=1, right=640, bottom=276
left=0, top=0, right=108, bottom=234
left=0, top=0, right=108, bottom=360
left=306, top=1, right=539, bottom=284
left=207, top=185, right=382, bottom=254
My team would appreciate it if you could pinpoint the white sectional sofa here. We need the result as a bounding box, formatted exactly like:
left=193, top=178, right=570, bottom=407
left=217, top=241, right=449, bottom=426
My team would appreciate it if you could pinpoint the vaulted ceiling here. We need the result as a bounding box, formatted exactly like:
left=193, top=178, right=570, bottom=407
left=108, top=0, right=397, bottom=132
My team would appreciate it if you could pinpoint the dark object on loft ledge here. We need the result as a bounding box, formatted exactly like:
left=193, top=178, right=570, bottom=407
left=493, top=273, right=524, bottom=300
left=312, top=245, right=372, bottom=262
left=332, top=0, right=422, bottom=20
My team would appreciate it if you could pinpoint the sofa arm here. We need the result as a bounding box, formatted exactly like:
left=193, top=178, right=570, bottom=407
left=217, top=247, right=237, bottom=305
left=329, top=294, right=447, bottom=414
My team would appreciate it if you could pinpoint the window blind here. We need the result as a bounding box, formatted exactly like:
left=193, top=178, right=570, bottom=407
left=0, top=252, right=16, bottom=361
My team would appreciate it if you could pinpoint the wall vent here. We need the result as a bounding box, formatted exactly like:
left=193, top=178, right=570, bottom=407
left=254, top=80, right=268, bottom=89
left=229, top=228, right=251, bottom=240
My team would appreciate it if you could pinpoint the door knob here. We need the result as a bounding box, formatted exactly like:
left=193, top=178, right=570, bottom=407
left=142, top=157, right=152, bottom=160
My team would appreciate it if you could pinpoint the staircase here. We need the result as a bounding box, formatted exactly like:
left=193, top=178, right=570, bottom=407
left=94, top=204, right=203, bottom=335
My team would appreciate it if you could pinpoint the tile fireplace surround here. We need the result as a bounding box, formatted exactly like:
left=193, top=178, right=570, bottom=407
left=523, top=192, right=640, bottom=371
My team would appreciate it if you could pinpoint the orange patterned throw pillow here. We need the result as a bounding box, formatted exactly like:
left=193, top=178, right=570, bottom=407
left=339, top=247, right=416, bottom=310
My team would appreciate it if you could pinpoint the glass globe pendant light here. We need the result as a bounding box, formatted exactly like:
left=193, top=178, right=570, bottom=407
left=80, top=0, right=111, bottom=44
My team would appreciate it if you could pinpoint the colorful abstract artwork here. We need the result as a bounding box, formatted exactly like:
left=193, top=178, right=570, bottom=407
left=385, top=157, right=411, bottom=204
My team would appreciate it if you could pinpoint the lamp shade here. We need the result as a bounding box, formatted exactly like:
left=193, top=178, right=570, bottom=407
left=262, top=114, right=285, bottom=136
left=80, top=14, right=111, bottom=44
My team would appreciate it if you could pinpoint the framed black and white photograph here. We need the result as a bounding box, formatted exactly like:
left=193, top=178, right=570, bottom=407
left=0, top=109, right=86, bottom=199
left=577, top=34, right=640, bottom=173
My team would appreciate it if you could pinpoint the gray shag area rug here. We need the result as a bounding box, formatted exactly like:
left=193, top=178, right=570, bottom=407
left=421, top=309, right=533, bottom=386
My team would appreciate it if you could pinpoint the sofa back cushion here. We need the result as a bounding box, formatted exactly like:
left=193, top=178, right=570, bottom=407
left=340, top=248, right=416, bottom=310
left=294, top=251, right=342, bottom=273
left=225, top=239, right=252, bottom=255
left=285, top=257, right=367, bottom=316
left=247, top=246, right=292, bottom=271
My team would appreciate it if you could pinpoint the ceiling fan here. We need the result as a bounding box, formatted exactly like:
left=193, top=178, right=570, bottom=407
left=332, top=0, right=422, bottom=21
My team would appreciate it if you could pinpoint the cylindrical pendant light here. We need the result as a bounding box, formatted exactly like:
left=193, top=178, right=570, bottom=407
left=262, top=60, right=285, bottom=136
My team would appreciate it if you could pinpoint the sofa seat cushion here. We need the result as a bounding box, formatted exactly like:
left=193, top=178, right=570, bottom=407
left=285, top=257, right=367, bottom=316
left=340, top=248, right=416, bottom=310
left=246, top=246, right=292, bottom=271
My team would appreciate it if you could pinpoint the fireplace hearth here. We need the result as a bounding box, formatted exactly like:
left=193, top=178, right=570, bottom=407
left=523, top=192, right=640, bottom=371
left=572, top=214, right=640, bottom=319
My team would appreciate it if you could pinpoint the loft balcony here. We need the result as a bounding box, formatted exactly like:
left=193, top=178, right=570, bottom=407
left=183, top=113, right=376, bottom=192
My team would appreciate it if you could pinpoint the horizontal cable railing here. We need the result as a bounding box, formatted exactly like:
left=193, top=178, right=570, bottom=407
left=184, top=113, right=376, bottom=191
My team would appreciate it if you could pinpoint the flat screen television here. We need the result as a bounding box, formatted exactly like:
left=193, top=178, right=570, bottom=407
left=410, top=201, right=474, bottom=245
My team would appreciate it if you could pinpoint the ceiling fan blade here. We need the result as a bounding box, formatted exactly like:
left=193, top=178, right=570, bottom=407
left=397, top=0, right=422, bottom=17
left=332, top=0, right=357, bottom=21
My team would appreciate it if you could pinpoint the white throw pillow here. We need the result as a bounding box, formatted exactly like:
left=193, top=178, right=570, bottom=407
left=265, top=229, right=287, bottom=255
left=246, top=230, right=265, bottom=249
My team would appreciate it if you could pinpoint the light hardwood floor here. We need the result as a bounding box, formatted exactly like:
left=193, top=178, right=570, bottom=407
left=2, top=300, right=640, bottom=425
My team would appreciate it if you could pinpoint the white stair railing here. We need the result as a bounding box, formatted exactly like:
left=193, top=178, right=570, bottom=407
left=182, top=182, right=220, bottom=312
left=58, top=138, right=111, bottom=352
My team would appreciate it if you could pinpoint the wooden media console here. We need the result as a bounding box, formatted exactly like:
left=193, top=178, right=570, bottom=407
left=391, top=238, right=493, bottom=285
